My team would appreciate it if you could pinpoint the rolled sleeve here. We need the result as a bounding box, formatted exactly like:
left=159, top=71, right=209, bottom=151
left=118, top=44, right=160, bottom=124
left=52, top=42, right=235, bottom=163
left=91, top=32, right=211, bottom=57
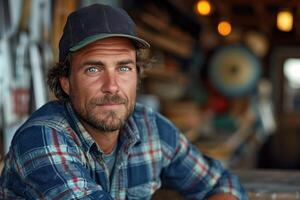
left=161, top=133, right=248, bottom=200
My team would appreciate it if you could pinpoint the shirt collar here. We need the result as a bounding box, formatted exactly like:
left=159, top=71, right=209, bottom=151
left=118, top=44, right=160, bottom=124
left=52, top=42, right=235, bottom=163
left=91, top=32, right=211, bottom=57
left=65, top=102, right=96, bottom=153
left=119, top=116, right=141, bottom=152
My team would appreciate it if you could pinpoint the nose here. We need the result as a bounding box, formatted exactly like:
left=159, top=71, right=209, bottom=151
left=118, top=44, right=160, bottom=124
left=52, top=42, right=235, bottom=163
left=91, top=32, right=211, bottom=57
left=101, top=71, right=119, bottom=94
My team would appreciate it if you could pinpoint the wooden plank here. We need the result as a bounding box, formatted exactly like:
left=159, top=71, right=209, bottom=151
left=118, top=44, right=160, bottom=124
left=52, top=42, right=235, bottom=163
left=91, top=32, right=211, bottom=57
left=137, top=25, right=192, bottom=58
left=235, top=169, right=300, bottom=199
left=52, top=0, right=79, bottom=61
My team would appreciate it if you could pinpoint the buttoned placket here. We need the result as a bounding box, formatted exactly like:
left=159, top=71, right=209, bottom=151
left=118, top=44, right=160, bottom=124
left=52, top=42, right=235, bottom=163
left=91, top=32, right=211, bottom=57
left=109, top=129, right=138, bottom=200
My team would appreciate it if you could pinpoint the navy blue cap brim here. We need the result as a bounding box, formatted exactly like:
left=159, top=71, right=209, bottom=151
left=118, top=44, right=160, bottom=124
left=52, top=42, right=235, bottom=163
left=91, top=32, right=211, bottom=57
left=69, top=33, right=150, bottom=52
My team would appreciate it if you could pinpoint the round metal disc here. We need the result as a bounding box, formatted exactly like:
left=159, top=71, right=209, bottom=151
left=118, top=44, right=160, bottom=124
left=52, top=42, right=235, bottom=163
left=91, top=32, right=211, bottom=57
left=209, top=45, right=261, bottom=98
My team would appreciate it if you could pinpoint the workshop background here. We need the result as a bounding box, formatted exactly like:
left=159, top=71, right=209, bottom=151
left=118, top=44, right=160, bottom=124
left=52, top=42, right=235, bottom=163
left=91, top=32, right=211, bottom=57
left=1, top=0, right=300, bottom=199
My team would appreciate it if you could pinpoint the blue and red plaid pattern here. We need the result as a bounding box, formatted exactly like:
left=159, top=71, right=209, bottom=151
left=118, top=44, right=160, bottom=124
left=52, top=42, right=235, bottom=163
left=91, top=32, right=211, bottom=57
left=0, top=101, right=248, bottom=199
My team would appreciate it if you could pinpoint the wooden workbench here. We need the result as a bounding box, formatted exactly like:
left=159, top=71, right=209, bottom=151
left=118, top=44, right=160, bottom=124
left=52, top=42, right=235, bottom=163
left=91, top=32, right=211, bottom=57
left=153, top=169, right=300, bottom=199
left=236, top=170, right=300, bottom=199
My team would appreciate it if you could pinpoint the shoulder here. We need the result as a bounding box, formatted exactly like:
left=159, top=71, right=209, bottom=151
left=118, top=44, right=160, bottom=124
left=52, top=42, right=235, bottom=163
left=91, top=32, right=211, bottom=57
left=25, top=100, right=67, bottom=124
left=132, top=103, right=180, bottom=148
left=132, top=103, right=176, bottom=129
left=10, top=101, right=77, bottom=156
left=16, top=100, right=69, bottom=133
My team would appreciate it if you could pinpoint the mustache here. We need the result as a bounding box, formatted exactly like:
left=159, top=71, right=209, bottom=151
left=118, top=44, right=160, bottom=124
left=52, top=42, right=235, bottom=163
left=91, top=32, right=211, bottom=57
left=90, top=94, right=128, bottom=105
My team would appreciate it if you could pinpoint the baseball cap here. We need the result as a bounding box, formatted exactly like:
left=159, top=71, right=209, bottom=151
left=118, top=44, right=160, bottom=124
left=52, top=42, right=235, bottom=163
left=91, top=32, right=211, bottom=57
left=59, top=4, right=150, bottom=62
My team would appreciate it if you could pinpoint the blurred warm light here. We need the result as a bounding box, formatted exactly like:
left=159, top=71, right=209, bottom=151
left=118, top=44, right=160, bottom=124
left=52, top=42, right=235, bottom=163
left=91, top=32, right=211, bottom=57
left=277, top=10, right=293, bottom=32
left=218, top=21, right=232, bottom=36
left=196, top=0, right=212, bottom=16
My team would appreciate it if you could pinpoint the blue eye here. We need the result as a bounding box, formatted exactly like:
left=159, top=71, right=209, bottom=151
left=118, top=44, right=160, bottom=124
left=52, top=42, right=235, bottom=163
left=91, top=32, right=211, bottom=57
left=87, top=67, right=98, bottom=73
left=119, top=66, right=130, bottom=72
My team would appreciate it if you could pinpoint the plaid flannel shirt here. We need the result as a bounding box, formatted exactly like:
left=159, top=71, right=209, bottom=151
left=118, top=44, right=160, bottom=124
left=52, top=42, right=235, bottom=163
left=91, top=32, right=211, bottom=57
left=0, top=101, right=248, bottom=200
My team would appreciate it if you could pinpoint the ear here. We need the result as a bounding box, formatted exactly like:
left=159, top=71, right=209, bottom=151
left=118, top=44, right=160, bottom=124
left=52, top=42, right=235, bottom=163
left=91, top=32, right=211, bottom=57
left=59, top=77, right=70, bottom=95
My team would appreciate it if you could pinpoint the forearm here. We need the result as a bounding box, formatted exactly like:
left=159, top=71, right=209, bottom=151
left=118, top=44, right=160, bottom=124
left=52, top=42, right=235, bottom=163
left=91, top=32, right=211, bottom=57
left=207, top=193, right=238, bottom=200
left=161, top=131, right=248, bottom=199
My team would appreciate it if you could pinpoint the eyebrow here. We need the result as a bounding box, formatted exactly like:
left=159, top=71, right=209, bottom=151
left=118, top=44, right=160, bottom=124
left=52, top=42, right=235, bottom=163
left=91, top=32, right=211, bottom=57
left=81, top=60, right=104, bottom=67
left=116, top=59, right=136, bottom=66
left=81, top=59, right=136, bottom=67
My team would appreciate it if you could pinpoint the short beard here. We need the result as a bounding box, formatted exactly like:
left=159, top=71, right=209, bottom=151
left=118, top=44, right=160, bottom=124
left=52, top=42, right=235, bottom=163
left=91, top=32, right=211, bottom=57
left=73, top=94, right=133, bottom=134
left=80, top=109, right=124, bottom=132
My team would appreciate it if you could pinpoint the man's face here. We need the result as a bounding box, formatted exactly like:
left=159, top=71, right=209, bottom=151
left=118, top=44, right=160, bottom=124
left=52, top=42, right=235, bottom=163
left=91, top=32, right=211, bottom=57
left=60, top=37, right=137, bottom=134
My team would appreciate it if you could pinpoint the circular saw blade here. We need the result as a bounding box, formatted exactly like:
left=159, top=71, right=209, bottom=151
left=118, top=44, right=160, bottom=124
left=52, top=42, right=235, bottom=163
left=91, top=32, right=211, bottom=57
left=209, top=45, right=261, bottom=98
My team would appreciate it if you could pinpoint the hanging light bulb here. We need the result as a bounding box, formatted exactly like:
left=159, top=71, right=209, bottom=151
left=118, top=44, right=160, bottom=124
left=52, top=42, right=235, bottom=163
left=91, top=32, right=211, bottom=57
left=277, top=10, right=293, bottom=32
left=196, top=0, right=212, bottom=16
left=218, top=20, right=232, bottom=36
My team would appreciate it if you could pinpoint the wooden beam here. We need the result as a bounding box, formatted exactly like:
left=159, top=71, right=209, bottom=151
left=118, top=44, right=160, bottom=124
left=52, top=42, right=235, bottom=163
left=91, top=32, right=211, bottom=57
left=136, top=25, right=193, bottom=58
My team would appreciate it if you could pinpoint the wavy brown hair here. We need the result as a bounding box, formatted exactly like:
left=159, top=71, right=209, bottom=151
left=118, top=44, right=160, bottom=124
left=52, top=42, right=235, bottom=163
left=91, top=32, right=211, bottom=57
left=47, top=49, right=151, bottom=101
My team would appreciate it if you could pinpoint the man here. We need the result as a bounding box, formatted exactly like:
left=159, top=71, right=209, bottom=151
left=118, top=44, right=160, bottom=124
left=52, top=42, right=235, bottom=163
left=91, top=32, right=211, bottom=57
left=0, top=4, right=247, bottom=200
